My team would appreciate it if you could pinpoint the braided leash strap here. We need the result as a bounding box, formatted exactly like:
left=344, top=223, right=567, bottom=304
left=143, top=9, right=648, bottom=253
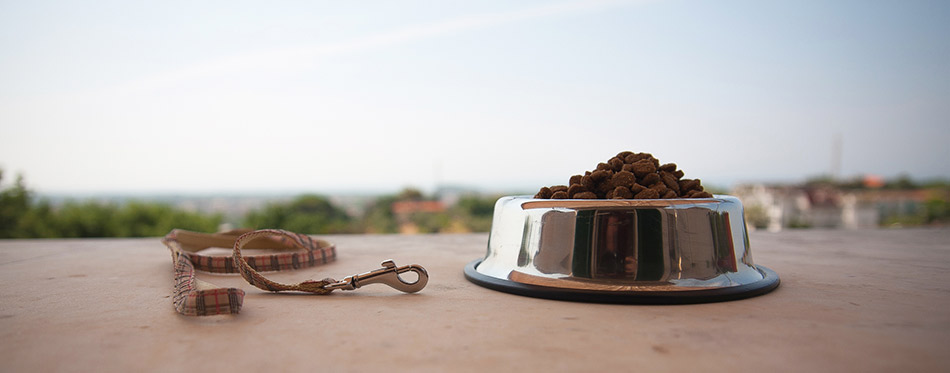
left=231, top=229, right=336, bottom=294
left=162, top=229, right=337, bottom=316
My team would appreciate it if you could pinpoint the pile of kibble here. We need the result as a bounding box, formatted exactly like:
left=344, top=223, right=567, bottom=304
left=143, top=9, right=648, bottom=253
left=534, top=151, right=713, bottom=200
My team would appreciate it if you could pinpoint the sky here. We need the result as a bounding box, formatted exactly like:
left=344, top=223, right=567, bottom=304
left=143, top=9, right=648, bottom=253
left=1, top=0, right=948, bottom=195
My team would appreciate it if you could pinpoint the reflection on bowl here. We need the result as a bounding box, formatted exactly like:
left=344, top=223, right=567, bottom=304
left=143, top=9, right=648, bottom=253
left=464, top=195, right=779, bottom=304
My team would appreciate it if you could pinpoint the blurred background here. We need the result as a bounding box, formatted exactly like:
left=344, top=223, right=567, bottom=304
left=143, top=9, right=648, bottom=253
left=1, top=0, right=948, bottom=237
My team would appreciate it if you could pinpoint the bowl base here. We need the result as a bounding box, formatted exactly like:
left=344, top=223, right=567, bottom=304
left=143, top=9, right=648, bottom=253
left=464, top=259, right=780, bottom=304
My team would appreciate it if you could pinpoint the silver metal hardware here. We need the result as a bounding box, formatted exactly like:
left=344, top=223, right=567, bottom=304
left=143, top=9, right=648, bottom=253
left=324, top=260, right=428, bottom=293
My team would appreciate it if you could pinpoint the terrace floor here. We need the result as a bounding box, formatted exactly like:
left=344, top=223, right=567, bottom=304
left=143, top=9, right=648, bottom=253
left=1, top=228, right=948, bottom=372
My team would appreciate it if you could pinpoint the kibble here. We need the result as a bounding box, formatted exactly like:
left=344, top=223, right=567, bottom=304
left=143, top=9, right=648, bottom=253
left=640, top=173, right=660, bottom=187
left=634, top=188, right=660, bottom=199
left=611, top=171, right=636, bottom=188
left=658, top=163, right=677, bottom=172
left=612, top=186, right=634, bottom=199
left=630, top=159, right=657, bottom=178
left=536, top=186, right=553, bottom=199
left=534, top=151, right=713, bottom=199
left=660, top=171, right=680, bottom=194
left=574, top=191, right=598, bottom=199
left=567, top=184, right=587, bottom=198
left=569, top=175, right=583, bottom=185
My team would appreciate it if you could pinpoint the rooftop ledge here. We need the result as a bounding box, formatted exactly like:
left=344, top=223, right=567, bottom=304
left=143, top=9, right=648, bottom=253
left=1, top=229, right=948, bottom=372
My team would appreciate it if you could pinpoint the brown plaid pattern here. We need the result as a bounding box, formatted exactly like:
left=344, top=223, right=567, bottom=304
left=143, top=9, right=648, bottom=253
left=231, top=229, right=336, bottom=294
left=162, top=229, right=337, bottom=316
left=172, top=250, right=245, bottom=316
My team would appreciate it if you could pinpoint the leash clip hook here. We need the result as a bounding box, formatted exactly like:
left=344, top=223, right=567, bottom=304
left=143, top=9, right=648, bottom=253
left=324, top=260, right=428, bottom=293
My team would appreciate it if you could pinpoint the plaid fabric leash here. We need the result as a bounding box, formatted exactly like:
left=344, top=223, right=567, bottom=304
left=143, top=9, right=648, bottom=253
left=162, top=229, right=428, bottom=316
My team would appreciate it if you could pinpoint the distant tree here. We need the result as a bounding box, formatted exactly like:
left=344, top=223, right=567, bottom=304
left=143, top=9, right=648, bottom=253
left=53, top=201, right=122, bottom=237
left=804, top=174, right=836, bottom=186
left=804, top=174, right=864, bottom=189
left=16, top=200, right=58, bottom=238
left=701, top=184, right=730, bottom=195
left=0, top=169, right=221, bottom=238
left=117, top=202, right=221, bottom=237
left=836, top=176, right=867, bottom=190
left=451, top=195, right=498, bottom=232
left=743, top=204, right=770, bottom=230
left=244, top=194, right=354, bottom=234
left=923, top=198, right=948, bottom=224
left=408, top=211, right=451, bottom=233
left=0, top=171, right=31, bottom=238
left=397, top=188, right=425, bottom=201
left=25, top=200, right=222, bottom=238
left=887, top=174, right=918, bottom=190
left=358, top=188, right=439, bottom=234
left=360, top=195, right=399, bottom=233
left=921, top=178, right=950, bottom=189
left=455, top=196, right=495, bottom=217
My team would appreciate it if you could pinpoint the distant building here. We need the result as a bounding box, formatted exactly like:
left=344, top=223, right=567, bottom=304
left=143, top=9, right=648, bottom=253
left=732, top=184, right=880, bottom=231
left=391, top=200, right=447, bottom=234
left=391, top=200, right=446, bottom=215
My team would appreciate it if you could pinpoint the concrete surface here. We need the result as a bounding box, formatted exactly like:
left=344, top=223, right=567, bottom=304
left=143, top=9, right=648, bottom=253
left=1, top=229, right=948, bottom=372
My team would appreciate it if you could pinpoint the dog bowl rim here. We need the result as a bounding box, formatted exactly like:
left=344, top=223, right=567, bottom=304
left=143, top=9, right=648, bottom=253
left=463, top=259, right=780, bottom=304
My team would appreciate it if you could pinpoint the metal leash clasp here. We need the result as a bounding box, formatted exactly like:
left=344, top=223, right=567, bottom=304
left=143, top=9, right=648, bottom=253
left=323, top=260, right=428, bottom=293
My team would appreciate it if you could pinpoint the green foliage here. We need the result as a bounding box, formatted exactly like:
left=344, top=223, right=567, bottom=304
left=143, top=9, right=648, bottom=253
left=787, top=218, right=812, bottom=229
left=117, top=202, right=221, bottom=237
left=397, top=188, right=425, bottom=201
left=0, top=170, right=221, bottom=238
left=885, top=197, right=950, bottom=227
left=804, top=174, right=837, bottom=186
left=920, top=179, right=950, bottom=189
left=1, top=168, right=511, bottom=237
left=53, top=201, right=121, bottom=238
left=450, top=195, right=497, bottom=232
left=0, top=171, right=31, bottom=238
left=884, top=174, right=918, bottom=190
left=882, top=214, right=927, bottom=227
left=923, top=198, right=949, bottom=223
left=743, top=204, right=770, bottom=230
left=360, top=195, right=399, bottom=233
left=11, top=200, right=223, bottom=238
left=16, top=200, right=58, bottom=238
left=921, top=188, right=950, bottom=225
left=407, top=211, right=451, bottom=233
left=805, top=174, right=949, bottom=191
left=354, top=189, right=500, bottom=234
left=244, top=194, right=354, bottom=234
left=455, top=196, right=495, bottom=217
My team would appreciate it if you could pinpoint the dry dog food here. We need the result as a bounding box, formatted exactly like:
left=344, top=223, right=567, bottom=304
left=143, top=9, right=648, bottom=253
left=534, top=151, right=713, bottom=199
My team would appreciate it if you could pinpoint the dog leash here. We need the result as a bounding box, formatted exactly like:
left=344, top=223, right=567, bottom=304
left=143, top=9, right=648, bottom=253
left=162, top=228, right=428, bottom=316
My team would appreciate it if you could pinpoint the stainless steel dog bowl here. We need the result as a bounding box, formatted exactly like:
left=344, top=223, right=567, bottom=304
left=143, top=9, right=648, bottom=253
left=464, top=195, right=779, bottom=304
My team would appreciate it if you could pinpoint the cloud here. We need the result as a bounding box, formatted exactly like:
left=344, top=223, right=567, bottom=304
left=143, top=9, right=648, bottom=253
left=111, top=0, right=652, bottom=93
